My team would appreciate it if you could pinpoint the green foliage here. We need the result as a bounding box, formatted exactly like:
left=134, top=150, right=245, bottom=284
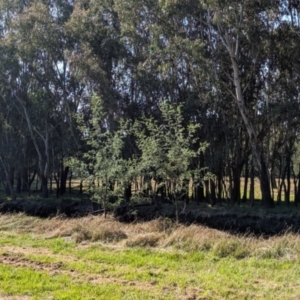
left=134, top=100, right=209, bottom=217
left=73, top=97, right=210, bottom=213
left=67, top=157, right=89, bottom=180
left=80, top=95, right=129, bottom=212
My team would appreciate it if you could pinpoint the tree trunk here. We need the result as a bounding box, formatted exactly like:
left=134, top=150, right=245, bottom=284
left=205, top=180, right=210, bottom=203
left=21, top=167, right=28, bottom=192
left=20, top=103, right=50, bottom=199
left=27, top=169, right=37, bottom=196
left=49, top=173, right=53, bottom=195
left=242, top=159, right=249, bottom=201
left=231, top=57, right=273, bottom=207
left=217, top=173, right=223, bottom=203
left=79, top=179, right=83, bottom=194
left=16, top=171, right=21, bottom=194
left=260, top=158, right=273, bottom=207
left=69, top=171, right=72, bottom=194
left=292, top=164, right=297, bottom=206
left=210, top=179, right=216, bottom=206
left=60, top=165, right=69, bottom=195
left=4, top=166, right=14, bottom=197
left=296, top=165, right=300, bottom=205
left=0, top=157, right=16, bottom=201
left=41, top=175, right=48, bottom=198
left=5, top=175, right=16, bottom=201
left=285, top=154, right=291, bottom=205
left=194, top=184, right=204, bottom=203
left=231, top=167, right=241, bottom=204
left=250, top=159, right=255, bottom=206
left=277, top=159, right=287, bottom=204
left=124, top=183, right=132, bottom=204
left=54, top=173, right=60, bottom=198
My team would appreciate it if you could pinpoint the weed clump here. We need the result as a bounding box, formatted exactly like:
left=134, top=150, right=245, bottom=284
left=126, top=233, right=164, bottom=247
left=163, top=224, right=228, bottom=252
left=254, top=233, right=300, bottom=260
left=73, top=226, right=128, bottom=243
left=71, top=217, right=128, bottom=243
left=212, top=239, right=250, bottom=259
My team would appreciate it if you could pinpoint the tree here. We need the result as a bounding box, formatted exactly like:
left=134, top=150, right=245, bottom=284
left=78, top=95, right=132, bottom=216
left=198, top=0, right=279, bottom=206
left=134, top=101, right=209, bottom=221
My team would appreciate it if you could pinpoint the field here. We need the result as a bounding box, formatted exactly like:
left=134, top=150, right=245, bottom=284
left=1, top=214, right=300, bottom=299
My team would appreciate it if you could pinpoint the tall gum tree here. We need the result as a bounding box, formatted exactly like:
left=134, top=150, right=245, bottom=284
left=201, top=0, right=277, bottom=207
left=6, top=1, right=77, bottom=197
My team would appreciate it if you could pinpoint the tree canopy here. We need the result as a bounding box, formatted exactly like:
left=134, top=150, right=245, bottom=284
left=1, top=0, right=300, bottom=211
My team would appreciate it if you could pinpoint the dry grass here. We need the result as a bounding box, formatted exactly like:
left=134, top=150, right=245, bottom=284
left=126, top=233, right=164, bottom=247
left=39, top=215, right=128, bottom=243
left=163, top=224, right=230, bottom=251
left=253, top=232, right=300, bottom=259
left=1, top=213, right=300, bottom=260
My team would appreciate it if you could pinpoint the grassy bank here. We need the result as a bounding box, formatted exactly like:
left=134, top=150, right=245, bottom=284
left=0, top=214, right=300, bottom=299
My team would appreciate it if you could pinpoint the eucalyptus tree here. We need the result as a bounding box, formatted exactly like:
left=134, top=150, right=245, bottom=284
left=189, top=0, right=283, bottom=206
left=2, top=1, right=79, bottom=197
left=66, top=0, right=126, bottom=114
left=0, top=5, right=25, bottom=199
left=265, top=13, right=300, bottom=204
left=115, top=0, right=216, bottom=202
left=0, top=100, right=21, bottom=200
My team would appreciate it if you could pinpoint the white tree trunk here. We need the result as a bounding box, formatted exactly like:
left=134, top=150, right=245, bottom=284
left=231, top=57, right=262, bottom=173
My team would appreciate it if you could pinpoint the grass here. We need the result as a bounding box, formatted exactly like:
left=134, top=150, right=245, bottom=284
left=0, top=214, right=300, bottom=299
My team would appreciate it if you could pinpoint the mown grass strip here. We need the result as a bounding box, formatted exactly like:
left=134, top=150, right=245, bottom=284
left=0, top=264, right=175, bottom=300
left=2, top=242, right=300, bottom=299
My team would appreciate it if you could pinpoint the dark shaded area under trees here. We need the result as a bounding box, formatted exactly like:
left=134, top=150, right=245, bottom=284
left=1, top=0, right=300, bottom=233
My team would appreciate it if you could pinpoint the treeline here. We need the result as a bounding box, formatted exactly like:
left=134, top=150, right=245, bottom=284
left=0, top=0, right=300, bottom=210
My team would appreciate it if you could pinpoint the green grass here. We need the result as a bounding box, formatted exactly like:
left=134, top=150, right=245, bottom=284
left=1, top=214, right=300, bottom=299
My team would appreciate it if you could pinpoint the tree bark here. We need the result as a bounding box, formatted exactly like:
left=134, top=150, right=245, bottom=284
left=296, top=164, right=300, bottom=205
left=41, top=175, right=48, bottom=198
left=285, top=154, right=291, bottom=205
left=250, top=159, right=255, bottom=206
left=59, top=156, right=69, bottom=195
left=68, top=171, right=72, bottom=194
left=0, top=155, right=16, bottom=201
left=79, top=179, right=83, bottom=194
left=210, top=179, right=216, bottom=206
left=231, top=166, right=241, bottom=204
left=16, top=98, right=49, bottom=198
left=242, top=159, right=249, bottom=201
left=16, top=171, right=21, bottom=194
left=124, top=183, right=132, bottom=204
left=231, top=57, right=273, bottom=207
